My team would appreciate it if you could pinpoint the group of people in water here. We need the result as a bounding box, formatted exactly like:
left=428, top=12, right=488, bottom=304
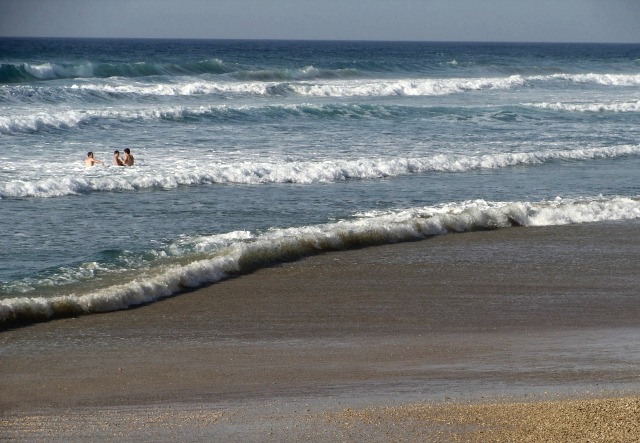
left=84, top=148, right=134, bottom=167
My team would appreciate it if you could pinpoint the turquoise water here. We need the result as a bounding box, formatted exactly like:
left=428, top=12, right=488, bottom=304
left=1, top=39, right=639, bottom=324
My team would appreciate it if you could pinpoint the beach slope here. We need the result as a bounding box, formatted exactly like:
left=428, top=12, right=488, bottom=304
left=2, top=222, right=640, bottom=441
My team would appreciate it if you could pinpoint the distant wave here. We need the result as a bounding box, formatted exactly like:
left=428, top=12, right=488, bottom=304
left=233, top=65, right=362, bottom=81
left=524, top=100, right=640, bottom=113
left=2, top=101, right=476, bottom=135
left=2, top=144, right=638, bottom=199
left=0, top=106, right=215, bottom=134
left=0, top=76, right=526, bottom=105
left=0, top=59, right=230, bottom=83
left=4, top=52, right=640, bottom=92
left=3, top=72, right=639, bottom=105
left=0, top=81, right=269, bottom=107
left=2, top=195, right=638, bottom=325
left=4, top=98, right=626, bottom=137
left=0, top=103, right=383, bottom=134
left=0, top=60, right=365, bottom=84
left=288, top=76, right=526, bottom=97
left=542, top=73, right=640, bottom=86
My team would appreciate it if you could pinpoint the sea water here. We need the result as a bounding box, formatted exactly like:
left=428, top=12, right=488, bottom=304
left=1, top=39, right=639, bottom=324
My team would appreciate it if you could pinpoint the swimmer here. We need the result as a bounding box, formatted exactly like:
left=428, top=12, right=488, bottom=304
left=113, top=150, right=124, bottom=166
left=122, top=148, right=134, bottom=166
left=84, top=151, right=104, bottom=167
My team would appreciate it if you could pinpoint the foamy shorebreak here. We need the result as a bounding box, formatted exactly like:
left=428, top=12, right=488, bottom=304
left=2, top=196, right=638, bottom=325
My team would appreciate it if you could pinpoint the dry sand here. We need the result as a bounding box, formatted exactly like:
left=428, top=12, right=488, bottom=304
left=2, top=396, right=639, bottom=442
left=1, top=222, right=640, bottom=441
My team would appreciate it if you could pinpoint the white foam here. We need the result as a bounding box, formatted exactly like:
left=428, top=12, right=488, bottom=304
left=290, top=76, right=526, bottom=97
left=21, top=61, right=97, bottom=79
left=4, top=72, right=637, bottom=107
left=1, top=195, right=638, bottom=324
left=6, top=94, right=640, bottom=136
left=23, top=63, right=57, bottom=79
left=2, top=144, right=639, bottom=199
left=0, top=110, right=86, bottom=133
left=357, top=196, right=640, bottom=228
left=543, top=73, right=640, bottom=86
left=0, top=105, right=226, bottom=134
left=58, top=75, right=526, bottom=99
left=69, top=80, right=271, bottom=97
left=524, top=100, right=640, bottom=113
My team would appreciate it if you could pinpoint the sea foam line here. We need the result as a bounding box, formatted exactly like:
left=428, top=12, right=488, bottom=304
left=1, top=196, right=638, bottom=325
left=1, top=144, right=639, bottom=199
left=524, top=100, right=640, bottom=113
left=3, top=72, right=639, bottom=106
left=1, top=76, right=523, bottom=105
left=542, top=73, right=640, bottom=86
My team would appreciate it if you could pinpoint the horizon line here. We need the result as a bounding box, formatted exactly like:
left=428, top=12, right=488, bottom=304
left=1, top=36, right=639, bottom=45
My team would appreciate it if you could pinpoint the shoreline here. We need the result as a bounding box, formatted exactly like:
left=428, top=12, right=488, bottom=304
left=2, top=221, right=640, bottom=440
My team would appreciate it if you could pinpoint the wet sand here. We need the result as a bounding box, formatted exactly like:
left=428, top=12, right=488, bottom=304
left=1, top=222, right=640, bottom=441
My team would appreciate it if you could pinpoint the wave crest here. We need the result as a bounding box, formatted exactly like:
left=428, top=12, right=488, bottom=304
left=0, top=59, right=230, bottom=83
left=3, top=72, right=638, bottom=106
left=524, top=100, right=640, bottom=113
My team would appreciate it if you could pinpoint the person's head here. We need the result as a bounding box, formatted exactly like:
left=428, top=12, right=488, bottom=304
left=124, top=148, right=130, bottom=154
left=114, top=150, right=120, bottom=156
left=87, top=152, right=94, bottom=158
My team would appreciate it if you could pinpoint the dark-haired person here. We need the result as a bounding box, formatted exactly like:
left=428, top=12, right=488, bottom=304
left=113, top=150, right=124, bottom=166
left=84, top=151, right=104, bottom=167
left=122, top=148, right=134, bottom=166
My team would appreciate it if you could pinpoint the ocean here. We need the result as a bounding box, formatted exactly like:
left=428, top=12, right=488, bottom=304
left=1, top=38, right=639, bottom=325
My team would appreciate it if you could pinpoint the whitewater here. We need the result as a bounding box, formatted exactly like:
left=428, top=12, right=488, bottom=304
left=1, top=38, right=639, bottom=325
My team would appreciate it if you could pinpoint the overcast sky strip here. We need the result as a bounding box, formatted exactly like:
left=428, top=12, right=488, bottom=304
left=1, top=0, right=639, bottom=43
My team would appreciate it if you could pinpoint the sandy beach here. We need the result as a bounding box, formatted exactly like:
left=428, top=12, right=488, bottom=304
left=2, top=222, right=640, bottom=441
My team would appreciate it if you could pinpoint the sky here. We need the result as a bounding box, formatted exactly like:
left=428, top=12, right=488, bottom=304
left=1, top=0, right=639, bottom=43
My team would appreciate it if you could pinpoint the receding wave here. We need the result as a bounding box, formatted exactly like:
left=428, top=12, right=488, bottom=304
left=2, top=145, right=638, bottom=199
left=1, top=195, right=638, bottom=325
left=524, top=100, right=640, bottom=113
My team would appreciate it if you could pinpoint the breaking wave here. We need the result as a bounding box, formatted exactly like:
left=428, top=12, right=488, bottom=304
left=0, top=60, right=366, bottom=84
left=1, top=195, right=638, bottom=325
left=3, top=72, right=639, bottom=107
left=1, top=144, right=638, bottom=199
left=524, top=100, right=640, bottom=113
left=0, top=59, right=230, bottom=83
